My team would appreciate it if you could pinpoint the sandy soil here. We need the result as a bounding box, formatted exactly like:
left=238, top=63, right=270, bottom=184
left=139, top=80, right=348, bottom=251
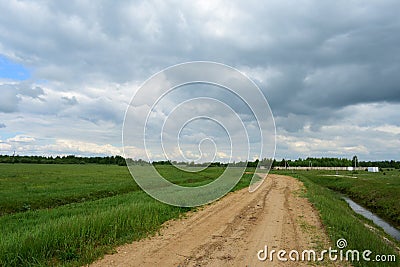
left=91, top=174, right=340, bottom=266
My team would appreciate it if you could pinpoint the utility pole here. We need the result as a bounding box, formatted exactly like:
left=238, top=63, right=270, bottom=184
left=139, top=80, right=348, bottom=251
left=285, top=159, right=290, bottom=170
left=352, top=155, right=358, bottom=169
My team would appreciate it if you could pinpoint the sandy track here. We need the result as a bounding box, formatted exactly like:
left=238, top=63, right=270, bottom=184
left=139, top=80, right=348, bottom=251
left=91, top=174, right=337, bottom=266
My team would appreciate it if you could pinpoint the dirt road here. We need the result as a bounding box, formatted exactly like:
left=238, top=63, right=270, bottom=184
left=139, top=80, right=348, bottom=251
left=91, top=174, right=336, bottom=266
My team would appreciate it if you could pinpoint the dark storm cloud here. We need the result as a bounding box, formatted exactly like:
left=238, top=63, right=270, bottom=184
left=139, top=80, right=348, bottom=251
left=1, top=1, right=399, bottom=91
left=2, top=1, right=398, bottom=111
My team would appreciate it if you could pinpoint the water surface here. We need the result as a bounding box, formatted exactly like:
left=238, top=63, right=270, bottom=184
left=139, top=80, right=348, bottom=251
left=343, top=196, right=400, bottom=242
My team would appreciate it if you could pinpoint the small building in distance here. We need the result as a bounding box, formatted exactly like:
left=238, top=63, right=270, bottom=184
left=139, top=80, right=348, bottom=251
left=367, top=167, right=379, bottom=172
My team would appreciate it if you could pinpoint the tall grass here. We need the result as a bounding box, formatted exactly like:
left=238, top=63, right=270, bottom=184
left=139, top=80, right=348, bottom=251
left=0, top=191, right=188, bottom=266
left=0, top=192, right=188, bottom=266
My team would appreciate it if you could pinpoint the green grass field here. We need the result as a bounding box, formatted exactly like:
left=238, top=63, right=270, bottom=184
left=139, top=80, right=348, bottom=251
left=276, top=169, right=400, bottom=267
left=0, top=164, right=254, bottom=266
left=2, top=164, right=399, bottom=266
left=0, top=164, right=138, bottom=215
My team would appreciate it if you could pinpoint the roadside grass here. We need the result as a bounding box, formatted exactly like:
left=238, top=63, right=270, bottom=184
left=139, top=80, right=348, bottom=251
left=0, top=192, right=187, bottom=266
left=277, top=170, right=399, bottom=267
left=0, top=164, right=255, bottom=266
left=301, top=169, right=400, bottom=228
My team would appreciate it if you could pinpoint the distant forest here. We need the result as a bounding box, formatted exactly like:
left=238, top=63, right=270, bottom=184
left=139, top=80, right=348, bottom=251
left=0, top=154, right=399, bottom=169
left=0, top=154, right=127, bottom=166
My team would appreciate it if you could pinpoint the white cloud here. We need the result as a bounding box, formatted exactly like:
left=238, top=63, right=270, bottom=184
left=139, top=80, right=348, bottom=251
left=7, top=135, right=35, bottom=143
left=0, top=141, right=12, bottom=151
left=48, top=139, right=121, bottom=155
left=375, top=125, right=400, bottom=135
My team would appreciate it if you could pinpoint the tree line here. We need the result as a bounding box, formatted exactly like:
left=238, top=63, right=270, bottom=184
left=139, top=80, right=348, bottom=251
left=0, top=154, right=126, bottom=166
left=0, top=154, right=399, bottom=169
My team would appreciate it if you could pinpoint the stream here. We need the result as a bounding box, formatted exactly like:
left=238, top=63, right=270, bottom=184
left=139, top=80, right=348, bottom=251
left=342, top=196, right=400, bottom=242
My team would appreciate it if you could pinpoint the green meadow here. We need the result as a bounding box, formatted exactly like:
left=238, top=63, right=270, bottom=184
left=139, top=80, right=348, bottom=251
left=0, top=164, right=253, bottom=266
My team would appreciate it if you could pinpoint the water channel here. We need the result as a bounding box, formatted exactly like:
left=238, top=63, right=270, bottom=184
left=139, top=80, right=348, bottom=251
left=342, top=196, right=400, bottom=242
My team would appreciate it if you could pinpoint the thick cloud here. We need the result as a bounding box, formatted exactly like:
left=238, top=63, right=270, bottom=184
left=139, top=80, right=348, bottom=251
left=0, top=0, right=399, bottom=159
left=0, top=82, right=45, bottom=113
left=19, top=85, right=44, bottom=99
left=0, top=84, right=19, bottom=112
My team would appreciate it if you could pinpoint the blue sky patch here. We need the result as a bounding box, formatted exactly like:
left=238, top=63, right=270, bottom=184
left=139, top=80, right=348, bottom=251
left=0, top=55, right=30, bottom=80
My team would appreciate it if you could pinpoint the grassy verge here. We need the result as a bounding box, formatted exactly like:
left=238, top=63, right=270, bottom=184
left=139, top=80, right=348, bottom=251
left=0, top=164, right=254, bottom=266
left=276, top=170, right=399, bottom=266
left=0, top=192, right=187, bottom=266
left=299, top=169, right=400, bottom=228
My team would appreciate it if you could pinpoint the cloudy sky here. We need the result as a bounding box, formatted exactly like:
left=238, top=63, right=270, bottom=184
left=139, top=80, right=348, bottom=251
left=0, top=0, right=399, bottom=161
